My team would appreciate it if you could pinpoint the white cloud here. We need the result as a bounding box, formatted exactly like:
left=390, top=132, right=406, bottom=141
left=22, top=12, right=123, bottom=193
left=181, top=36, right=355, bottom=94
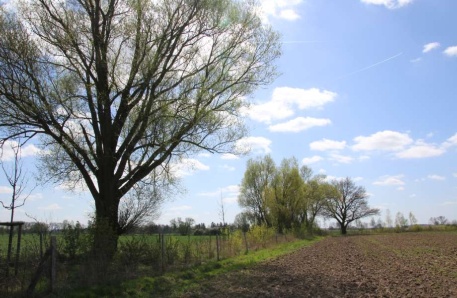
left=55, top=179, right=90, bottom=192
left=453, top=173, right=457, bottom=178
left=351, top=131, right=455, bottom=159
left=360, top=0, right=414, bottom=9
left=235, top=136, right=272, bottom=154
left=373, top=175, right=405, bottom=186
left=168, top=205, right=192, bottom=211
left=428, top=174, right=445, bottom=181
left=442, top=133, right=457, bottom=148
left=198, top=185, right=240, bottom=205
left=302, top=155, right=323, bottom=164
left=222, top=196, right=238, bottom=204
left=220, top=153, right=239, bottom=160
left=310, top=139, right=346, bottom=151
left=221, top=164, right=235, bottom=171
left=269, top=117, right=331, bottom=133
left=222, top=185, right=240, bottom=194
left=172, top=158, right=210, bottom=177
left=352, top=130, right=413, bottom=151
left=410, top=194, right=417, bottom=198
left=422, top=42, right=440, bottom=53
left=353, top=177, right=364, bottom=182
left=443, top=46, right=457, bottom=57
left=247, top=87, right=336, bottom=124
left=278, top=9, right=300, bottom=21
left=26, top=193, right=43, bottom=202
left=259, top=0, right=302, bottom=22
left=395, top=141, right=445, bottom=159
left=410, top=57, right=422, bottom=63
left=0, top=186, right=13, bottom=194
left=325, top=175, right=346, bottom=182
left=397, top=186, right=405, bottom=191
left=38, top=203, right=62, bottom=210
left=441, top=200, right=457, bottom=206
left=0, top=140, right=41, bottom=162
left=329, top=153, right=354, bottom=164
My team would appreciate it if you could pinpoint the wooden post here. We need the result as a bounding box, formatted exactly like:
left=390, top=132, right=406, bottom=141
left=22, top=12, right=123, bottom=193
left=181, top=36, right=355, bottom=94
left=216, top=234, right=220, bottom=261
left=161, top=233, right=165, bottom=273
left=243, top=232, right=249, bottom=254
left=5, top=224, right=14, bottom=277
left=209, top=235, right=212, bottom=259
left=14, top=224, right=22, bottom=276
left=40, top=232, right=43, bottom=259
left=50, top=236, right=56, bottom=293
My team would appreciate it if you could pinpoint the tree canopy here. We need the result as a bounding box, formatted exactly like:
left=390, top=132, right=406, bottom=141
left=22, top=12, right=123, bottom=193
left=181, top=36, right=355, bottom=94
left=238, top=155, right=337, bottom=234
left=0, top=0, right=281, bottom=258
left=322, top=177, right=379, bottom=234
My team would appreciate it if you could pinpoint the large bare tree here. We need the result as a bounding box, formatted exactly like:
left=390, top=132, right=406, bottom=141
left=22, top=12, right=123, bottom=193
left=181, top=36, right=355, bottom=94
left=0, top=0, right=280, bottom=258
left=322, top=177, right=379, bottom=235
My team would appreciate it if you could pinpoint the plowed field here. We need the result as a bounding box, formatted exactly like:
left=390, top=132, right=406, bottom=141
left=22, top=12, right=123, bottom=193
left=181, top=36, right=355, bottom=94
left=184, top=232, right=457, bottom=297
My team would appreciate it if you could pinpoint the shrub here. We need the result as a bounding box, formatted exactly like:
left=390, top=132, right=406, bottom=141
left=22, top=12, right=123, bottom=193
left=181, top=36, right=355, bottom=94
left=248, top=225, right=275, bottom=249
left=62, top=221, right=91, bottom=260
left=116, top=235, right=150, bottom=268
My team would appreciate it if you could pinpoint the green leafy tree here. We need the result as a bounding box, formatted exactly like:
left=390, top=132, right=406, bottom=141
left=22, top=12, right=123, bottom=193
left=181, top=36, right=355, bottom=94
left=395, top=212, right=408, bottom=230
left=299, top=174, right=336, bottom=232
left=370, top=217, right=377, bottom=228
left=322, top=177, right=379, bottom=235
left=408, top=211, right=417, bottom=226
left=234, top=212, right=250, bottom=253
left=385, top=209, right=393, bottom=228
left=267, top=157, right=304, bottom=233
left=238, top=155, right=276, bottom=226
left=0, top=0, right=280, bottom=259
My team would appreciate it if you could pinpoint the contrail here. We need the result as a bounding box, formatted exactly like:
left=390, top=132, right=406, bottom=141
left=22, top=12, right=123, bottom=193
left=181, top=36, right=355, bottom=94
left=336, top=52, right=403, bottom=80
left=281, top=40, right=325, bottom=44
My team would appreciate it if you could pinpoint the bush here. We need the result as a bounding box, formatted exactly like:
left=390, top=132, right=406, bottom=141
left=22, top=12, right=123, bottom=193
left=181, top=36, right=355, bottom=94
left=62, top=221, right=91, bottom=260
left=116, top=235, right=150, bottom=268
left=409, top=224, right=423, bottom=232
left=248, top=225, right=275, bottom=249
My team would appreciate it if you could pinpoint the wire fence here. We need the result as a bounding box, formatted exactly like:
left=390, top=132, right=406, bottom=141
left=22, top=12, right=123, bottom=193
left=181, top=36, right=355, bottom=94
left=0, top=225, right=297, bottom=297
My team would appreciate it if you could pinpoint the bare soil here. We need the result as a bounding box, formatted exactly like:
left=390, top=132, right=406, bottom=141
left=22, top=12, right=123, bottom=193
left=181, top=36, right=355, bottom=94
left=183, top=232, right=457, bottom=298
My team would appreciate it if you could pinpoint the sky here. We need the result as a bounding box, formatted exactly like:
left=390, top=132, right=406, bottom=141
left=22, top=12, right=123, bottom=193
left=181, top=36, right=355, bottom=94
left=1, top=0, right=457, bottom=227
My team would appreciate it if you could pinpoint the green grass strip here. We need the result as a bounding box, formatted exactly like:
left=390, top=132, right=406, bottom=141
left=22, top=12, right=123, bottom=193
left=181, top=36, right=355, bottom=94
left=67, top=236, right=323, bottom=298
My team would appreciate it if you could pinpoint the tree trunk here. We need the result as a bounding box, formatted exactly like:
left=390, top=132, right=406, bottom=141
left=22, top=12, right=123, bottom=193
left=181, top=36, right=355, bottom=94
left=93, top=192, right=120, bottom=262
left=340, top=223, right=347, bottom=235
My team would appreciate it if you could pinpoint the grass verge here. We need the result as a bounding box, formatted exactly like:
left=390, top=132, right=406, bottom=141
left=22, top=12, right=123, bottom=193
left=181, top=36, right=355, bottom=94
left=66, top=236, right=323, bottom=298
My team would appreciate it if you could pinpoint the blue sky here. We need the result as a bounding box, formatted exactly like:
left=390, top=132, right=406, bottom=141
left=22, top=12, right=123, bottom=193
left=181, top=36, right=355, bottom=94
left=1, top=0, right=457, bottom=227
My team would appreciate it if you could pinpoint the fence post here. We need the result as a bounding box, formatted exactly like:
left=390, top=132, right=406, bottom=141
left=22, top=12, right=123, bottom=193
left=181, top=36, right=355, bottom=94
left=216, top=234, right=220, bottom=261
left=161, top=233, right=165, bottom=273
left=40, top=232, right=43, bottom=259
left=5, top=225, right=14, bottom=277
left=50, top=236, right=56, bottom=293
left=243, top=231, right=249, bottom=254
left=209, top=235, right=212, bottom=259
left=14, top=224, right=22, bottom=276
